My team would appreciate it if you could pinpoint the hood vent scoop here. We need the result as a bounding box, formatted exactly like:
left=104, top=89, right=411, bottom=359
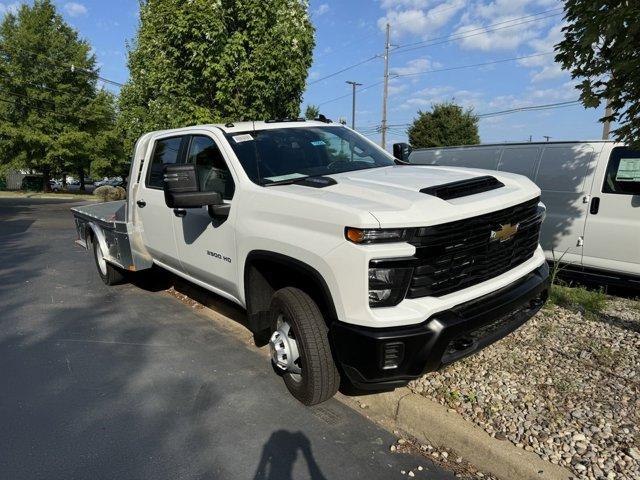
left=420, top=175, right=504, bottom=200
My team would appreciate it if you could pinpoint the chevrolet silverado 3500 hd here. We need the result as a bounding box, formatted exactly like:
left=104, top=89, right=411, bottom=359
left=72, top=120, right=549, bottom=405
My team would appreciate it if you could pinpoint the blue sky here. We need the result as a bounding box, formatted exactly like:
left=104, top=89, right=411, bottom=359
left=1, top=0, right=608, bottom=145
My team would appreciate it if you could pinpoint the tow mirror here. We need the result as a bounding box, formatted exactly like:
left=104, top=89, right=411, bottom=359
left=393, top=143, right=412, bottom=163
left=163, top=164, right=223, bottom=209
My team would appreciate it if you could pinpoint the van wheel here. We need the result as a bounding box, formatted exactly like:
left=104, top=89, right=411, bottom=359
left=92, top=238, right=124, bottom=286
left=269, top=287, right=340, bottom=406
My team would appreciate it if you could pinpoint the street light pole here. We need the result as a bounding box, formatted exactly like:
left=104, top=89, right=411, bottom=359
left=346, top=80, right=363, bottom=130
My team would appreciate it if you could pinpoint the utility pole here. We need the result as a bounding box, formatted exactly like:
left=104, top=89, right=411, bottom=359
left=381, top=22, right=391, bottom=150
left=543, top=136, right=551, bottom=142
left=602, top=99, right=613, bottom=140
left=346, top=80, right=363, bottom=130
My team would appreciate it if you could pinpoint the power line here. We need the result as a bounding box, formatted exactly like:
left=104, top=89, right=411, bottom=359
left=308, top=8, right=562, bottom=91
left=392, top=11, right=563, bottom=56
left=384, top=100, right=583, bottom=130
left=308, top=55, right=379, bottom=86
left=315, top=1, right=468, bottom=61
left=393, top=51, right=554, bottom=78
left=316, top=51, right=555, bottom=107
left=477, top=99, right=582, bottom=118
left=393, top=7, right=563, bottom=53
left=0, top=45, right=125, bottom=88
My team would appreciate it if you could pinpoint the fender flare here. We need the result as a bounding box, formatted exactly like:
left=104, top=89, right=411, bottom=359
left=85, top=222, right=110, bottom=261
left=243, top=250, right=339, bottom=323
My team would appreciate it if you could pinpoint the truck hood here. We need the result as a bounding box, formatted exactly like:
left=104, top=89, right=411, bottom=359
left=279, top=165, right=541, bottom=228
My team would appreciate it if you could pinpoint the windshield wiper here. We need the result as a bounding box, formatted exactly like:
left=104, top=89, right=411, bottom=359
left=263, top=176, right=310, bottom=187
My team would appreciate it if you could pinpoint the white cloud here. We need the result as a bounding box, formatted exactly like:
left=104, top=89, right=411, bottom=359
left=314, top=3, right=330, bottom=17
left=390, top=57, right=441, bottom=75
left=378, top=0, right=465, bottom=39
left=517, top=22, right=567, bottom=82
left=380, top=0, right=433, bottom=8
left=400, top=85, right=482, bottom=110
left=0, top=2, right=22, bottom=16
left=454, top=0, right=559, bottom=51
left=64, top=2, right=88, bottom=18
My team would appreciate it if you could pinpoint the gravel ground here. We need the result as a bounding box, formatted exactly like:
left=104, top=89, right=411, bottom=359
left=409, top=295, right=640, bottom=480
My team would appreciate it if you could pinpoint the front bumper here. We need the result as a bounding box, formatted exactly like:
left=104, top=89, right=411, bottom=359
left=330, top=262, right=549, bottom=390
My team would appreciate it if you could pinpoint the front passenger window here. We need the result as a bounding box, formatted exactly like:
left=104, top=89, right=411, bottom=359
left=187, top=136, right=235, bottom=200
left=603, top=147, right=640, bottom=195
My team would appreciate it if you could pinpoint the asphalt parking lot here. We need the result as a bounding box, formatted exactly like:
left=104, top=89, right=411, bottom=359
left=0, top=198, right=456, bottom=480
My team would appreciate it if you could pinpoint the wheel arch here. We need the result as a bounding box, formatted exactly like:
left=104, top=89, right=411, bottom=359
left=85, top=222, right=109, bottom=258
left=243, top=250, right=339, bottom=334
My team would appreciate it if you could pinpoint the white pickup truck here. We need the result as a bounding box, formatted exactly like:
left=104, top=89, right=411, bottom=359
left=72, top=120, right=549, bottom=405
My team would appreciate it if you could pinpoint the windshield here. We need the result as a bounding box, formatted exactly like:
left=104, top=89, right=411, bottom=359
left=224, top=126, right=395, bottom=185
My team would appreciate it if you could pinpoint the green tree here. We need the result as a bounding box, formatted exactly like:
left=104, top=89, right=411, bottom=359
left=0, top=0, right=118, bottom=191
left=119, top=0, right=315, bottom=152
left=304, top=104, right=319, bottom=120
left=555, top=1, right=640, bottom=147
left=408, top=102, right=480, bottom=149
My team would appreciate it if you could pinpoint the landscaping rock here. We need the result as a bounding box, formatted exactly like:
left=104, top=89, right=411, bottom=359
left=408, top=297, right=640, bottom=480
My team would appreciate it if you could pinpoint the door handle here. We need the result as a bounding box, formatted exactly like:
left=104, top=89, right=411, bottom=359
left=590, top=197, right=600, bottom=215
left=136, top=200, right=146, bottom=208
left=173, top=209, right=187, bottom=218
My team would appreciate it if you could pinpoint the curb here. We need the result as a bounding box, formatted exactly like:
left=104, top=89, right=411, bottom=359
left=339, top=388, right=573, bottom=480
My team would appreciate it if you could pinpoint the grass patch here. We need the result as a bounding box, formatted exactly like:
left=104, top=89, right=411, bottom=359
left=548, top=283, right=607, bottom=318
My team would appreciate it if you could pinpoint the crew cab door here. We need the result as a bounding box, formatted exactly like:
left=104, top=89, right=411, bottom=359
left=582, top=146, right=640, bottom=275
left=173, top=133, right=239, bottom=298
left=137, top=134, right=188, bottom=270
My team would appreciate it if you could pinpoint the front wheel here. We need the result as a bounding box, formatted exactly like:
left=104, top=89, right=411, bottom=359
left=92, top=237, right=124, bottom=285
left=269, top=288, right=340, bottom=406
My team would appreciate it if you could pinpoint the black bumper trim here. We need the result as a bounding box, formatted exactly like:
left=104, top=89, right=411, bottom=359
left=330, top=263, right=549, bottom=390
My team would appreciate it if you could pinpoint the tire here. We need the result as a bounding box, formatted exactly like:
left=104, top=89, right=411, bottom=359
left=269, top=287, right=340, bottom=405
left=92, top=237, right=124, bottom=285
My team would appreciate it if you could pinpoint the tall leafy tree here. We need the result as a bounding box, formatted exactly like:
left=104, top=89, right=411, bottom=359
left=0, top=0, right=118, bottom=191
left=555, top=1, right=640, bottom=147
left=119, top=0, right=315, bottom=152
left=408, top=102, right=480, bottom=148
left=304, top=104, right=320, bottom=120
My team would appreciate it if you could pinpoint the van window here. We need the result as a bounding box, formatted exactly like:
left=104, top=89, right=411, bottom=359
left=186, top=136, right=235, bottom=200
left=147, top=136, right=185, bottom=189
left=498, top=148, right=539, bottom=180
left=536, top=146, right=593, bottom=192
left=603, top=147, right=640, bottom=195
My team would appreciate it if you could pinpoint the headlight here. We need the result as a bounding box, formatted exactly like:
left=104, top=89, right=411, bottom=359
left=369, top=266, right=412, bottom=307
left=345, top=227, right=409, bottom=244
left=537, top=202, right=547, bottom=222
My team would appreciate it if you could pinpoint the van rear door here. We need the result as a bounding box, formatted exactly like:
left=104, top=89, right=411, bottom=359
left=534, top=144, right=597, bottom=265
left=582, top=145, right=640, bottom=276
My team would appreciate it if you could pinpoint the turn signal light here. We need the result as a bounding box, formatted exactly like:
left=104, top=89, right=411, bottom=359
left=345, top=227, right=408, bottom=244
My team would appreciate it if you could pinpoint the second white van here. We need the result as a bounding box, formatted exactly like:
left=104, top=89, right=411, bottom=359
left=401, top=141, right=640, bottom=286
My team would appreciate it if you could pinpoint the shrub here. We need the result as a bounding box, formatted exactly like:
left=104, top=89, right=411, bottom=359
left=95, top=185, right=127, bottom=202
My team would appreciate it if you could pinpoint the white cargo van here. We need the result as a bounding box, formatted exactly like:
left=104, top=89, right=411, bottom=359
left=401, top=141, right=640, bottom=286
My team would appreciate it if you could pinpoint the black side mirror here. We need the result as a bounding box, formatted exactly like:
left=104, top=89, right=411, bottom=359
left=393, top=143, right=412, bottom=163
left=163, top=164, right=223, bottom=209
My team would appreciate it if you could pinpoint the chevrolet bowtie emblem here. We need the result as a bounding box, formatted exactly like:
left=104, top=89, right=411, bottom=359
left=490, top=223, right=520, bottom=242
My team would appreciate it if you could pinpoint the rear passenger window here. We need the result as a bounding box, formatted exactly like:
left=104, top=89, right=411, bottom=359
left=186, top=136, right=235, bottom=200
left=536, top=146, right=594, bottom=192
left=603, top=147, right=640, bottom=195
left=147, top=137, right=185, bottom=189
left=498, top=148, right=539, bottom=180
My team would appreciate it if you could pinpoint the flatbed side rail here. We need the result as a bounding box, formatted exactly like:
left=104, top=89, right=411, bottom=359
left=71, top=205, right=134, bottom=271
